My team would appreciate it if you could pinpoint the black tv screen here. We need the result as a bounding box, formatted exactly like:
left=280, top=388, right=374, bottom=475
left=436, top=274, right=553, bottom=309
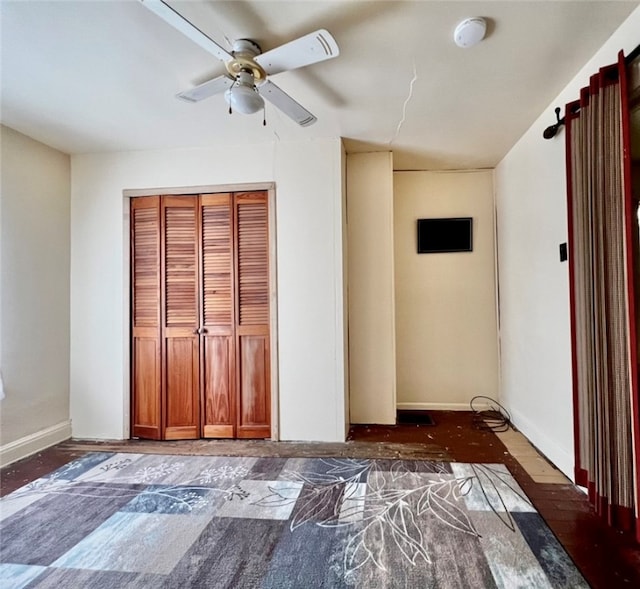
left=417, top=217, right=473, bottom=253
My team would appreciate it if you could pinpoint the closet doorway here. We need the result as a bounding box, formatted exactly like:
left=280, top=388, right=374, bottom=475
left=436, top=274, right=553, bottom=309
left=129, top=185, right=277, bottom=440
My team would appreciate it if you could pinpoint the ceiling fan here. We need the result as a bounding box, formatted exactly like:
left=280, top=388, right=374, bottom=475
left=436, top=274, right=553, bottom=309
left=139, top=0, right=340, bottom=126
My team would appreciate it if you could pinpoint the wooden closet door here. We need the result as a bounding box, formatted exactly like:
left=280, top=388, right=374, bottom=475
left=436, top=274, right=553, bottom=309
left=131, top=196, right=162, bottom=439
left=235, top=191, right=271, bottom=438
left=162, top=196, right=200, bottom=439
left=200, top=194, right=236, bottom=438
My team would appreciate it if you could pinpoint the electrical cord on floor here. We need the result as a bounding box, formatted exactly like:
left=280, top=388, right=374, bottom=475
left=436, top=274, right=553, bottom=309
left=470, top=395, right=512, bottom=432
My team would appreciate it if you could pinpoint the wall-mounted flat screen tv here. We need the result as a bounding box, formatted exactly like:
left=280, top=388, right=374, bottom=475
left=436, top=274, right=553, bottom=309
left=417, top=217, right=473, bottom=253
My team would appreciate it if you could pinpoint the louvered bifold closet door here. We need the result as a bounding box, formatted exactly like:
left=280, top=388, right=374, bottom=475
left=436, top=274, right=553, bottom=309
left=235, top=192, right=271, bottom=438
left=131, top=197, right=162, bottom=439
left=200, top=194, right=236, bottom=438
left=162, top=196, right=200, bottom=439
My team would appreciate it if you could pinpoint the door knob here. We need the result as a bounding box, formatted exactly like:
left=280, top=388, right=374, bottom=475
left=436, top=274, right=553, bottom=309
left=193, top=327, right=208, bottom=335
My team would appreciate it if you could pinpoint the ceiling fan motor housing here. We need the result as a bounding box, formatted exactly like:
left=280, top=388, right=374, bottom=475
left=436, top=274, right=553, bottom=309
left=227, top=39, right=266, bottom=81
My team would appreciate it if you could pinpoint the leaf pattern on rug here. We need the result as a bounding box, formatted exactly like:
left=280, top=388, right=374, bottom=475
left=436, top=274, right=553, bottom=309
left=345, top=516, right=389, bottom=572
left=387, top=500, right=430, bottom=565
left=254, top=458, right=534, bottom=579
left=135, top=461, right=184, bottom=483
left=417, top=480, right=478, bottom=535
left=7, top=457, right=254, bottom=514
left=100, top=457, right=134, bottom=472
left=198, top=465, right=250, bottom=484
left=467, top=464, right=534, bottom=532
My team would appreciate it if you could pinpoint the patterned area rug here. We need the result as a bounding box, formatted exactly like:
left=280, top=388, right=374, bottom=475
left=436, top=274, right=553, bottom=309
left=0, top=453, right=587, bottom=588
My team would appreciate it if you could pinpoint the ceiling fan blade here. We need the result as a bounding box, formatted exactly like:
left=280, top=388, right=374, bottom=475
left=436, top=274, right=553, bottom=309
left=139, top=0, right=232, bottom=62
left=259, top=81, right=316, bottom=127
left=255, top=29, right=339, bottom=76
left=177, top=74, right=234, bottom=103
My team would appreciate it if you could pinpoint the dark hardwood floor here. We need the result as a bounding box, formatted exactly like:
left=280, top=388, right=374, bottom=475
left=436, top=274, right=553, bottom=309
left=1, top=410, right=639, bottom=587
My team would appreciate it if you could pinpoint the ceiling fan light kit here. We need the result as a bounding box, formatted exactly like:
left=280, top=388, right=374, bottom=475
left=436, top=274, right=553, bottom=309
left=139, top=0, right=340, bottom=126
left=225, top=71, right=264, bottom=115
left=454, top=17, right=487, bottom=48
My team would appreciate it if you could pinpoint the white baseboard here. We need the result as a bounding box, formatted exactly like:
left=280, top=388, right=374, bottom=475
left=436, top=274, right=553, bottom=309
left=396, top=402, right=490, bottom=411
left=0, top=420, right=72, bottom=468
left=508, top=408, right=575, bottom=481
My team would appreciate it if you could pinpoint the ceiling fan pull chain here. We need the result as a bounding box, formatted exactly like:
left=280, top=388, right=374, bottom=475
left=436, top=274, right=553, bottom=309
left=263, top=105, right=267, bottom=126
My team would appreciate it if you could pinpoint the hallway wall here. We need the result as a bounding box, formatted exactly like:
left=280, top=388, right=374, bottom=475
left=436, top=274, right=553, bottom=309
left=394, top=170, right=499, bottom=409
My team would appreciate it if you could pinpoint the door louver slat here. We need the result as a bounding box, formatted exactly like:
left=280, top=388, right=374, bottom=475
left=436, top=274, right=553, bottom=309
left=133, top=208, right=160, bottom=327
left=237, top=203, right=269, bottom=326
left=165, top=207, right=198, bottom=326
left=202, top=205, right=232, bottom=326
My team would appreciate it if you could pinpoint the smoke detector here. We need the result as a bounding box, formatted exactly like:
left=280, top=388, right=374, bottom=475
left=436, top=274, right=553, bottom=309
left=454, top=17, right=487, bottom=48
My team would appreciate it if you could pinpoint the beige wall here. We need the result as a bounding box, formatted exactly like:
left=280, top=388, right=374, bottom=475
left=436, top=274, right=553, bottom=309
left=394, top=170, right=498, bottom=409
left=346, top=152, right=396, bottom=424
left=495, top=6, right=640, bottom=478
left=70, top=138, right=348, bottom=442
left=0, top=125, right=71, bottom=463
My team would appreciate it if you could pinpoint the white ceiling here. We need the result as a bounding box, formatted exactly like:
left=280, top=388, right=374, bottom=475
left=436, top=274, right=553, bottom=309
left=1, top=0, right=638, bottom=170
